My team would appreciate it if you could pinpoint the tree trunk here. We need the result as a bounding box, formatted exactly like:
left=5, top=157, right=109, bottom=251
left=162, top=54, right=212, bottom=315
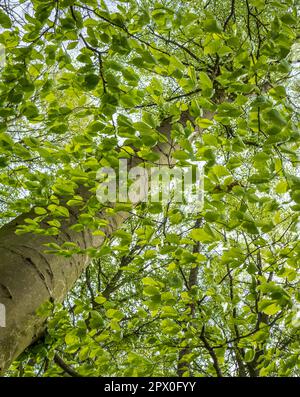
left=0, top=111, right=203, bottom=374
left=0, top=206, right=127, bottom=373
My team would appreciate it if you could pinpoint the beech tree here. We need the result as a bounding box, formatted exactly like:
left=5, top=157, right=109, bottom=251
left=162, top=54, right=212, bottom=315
left=0, top=0, right=299, bottom=377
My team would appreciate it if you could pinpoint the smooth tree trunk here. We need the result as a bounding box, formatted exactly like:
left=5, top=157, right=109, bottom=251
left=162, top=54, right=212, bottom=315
left=0, top=111, right=206, bottom=373
left=0, top=206, right=127, bottom=373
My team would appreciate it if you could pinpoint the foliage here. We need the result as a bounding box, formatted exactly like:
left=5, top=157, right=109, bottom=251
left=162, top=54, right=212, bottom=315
left=0, top=0, right=299, bottom=377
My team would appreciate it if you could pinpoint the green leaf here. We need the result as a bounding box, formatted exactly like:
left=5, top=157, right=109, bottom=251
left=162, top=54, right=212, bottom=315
left=199, top=72, right=213, bottom=89
left=94, top=295, right=107, bottom=304
left=196, top=118, right=214, bottom=128
left=0, top=132, right=14, bottom=148
left=172, top=150, right=189, bottom=160
left=242, top=221, right=259, bottom=235
left=0, top=10, right=12, bottom=28
left=106, top=309, right=124, bottom=320
left=161, top=306, right=178, bottom=318
left=291, top=190, right=300, bottom=204
left=280, top=13, right=297, bottom=25
left=142, top=277, right=159, bottom=286
left=47, top=204, right=69, bottom=217
left=275, top=181, right=288, bottom=194
left=84, top=73, right=100, bottom=90
left=212, top=164, right=230, bottom=177
left=143, top=286, right=160, bottom=296
left=65, top=333, right=80, bottom=346
left=22, top=104, right=39, bottom=120
left=260, top=302, right=281, bottom=316
left=189, top=228, right=214, bottom=243
left=245, top=349, right=255, bottom=363
left=264, top=109, right=287, bottom=127
left=34, top=207, right=47, bottom=215
left=203, top=18, right=222, bottom=33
